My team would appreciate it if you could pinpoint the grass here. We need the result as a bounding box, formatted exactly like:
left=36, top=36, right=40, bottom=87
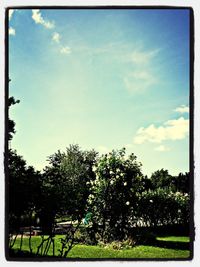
left=67, top=244, right=190, bottom=259
left=10, top=235, right=191, bottom=259
left=156, top=236, right=190, bottom=242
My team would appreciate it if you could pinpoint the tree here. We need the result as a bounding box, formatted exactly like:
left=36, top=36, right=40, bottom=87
left=150, top=169, right=173, bottom=190
left=39, top=145, right=97, bottom=233
left=8, top=149, right=41, bottom=237
left=172, top=172, right=190, bottom=193
left=37, top=145, right=97, bottom=257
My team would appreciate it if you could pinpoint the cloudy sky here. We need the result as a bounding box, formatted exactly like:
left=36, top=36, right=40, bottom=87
left=8, top=8, right=190, bottom=176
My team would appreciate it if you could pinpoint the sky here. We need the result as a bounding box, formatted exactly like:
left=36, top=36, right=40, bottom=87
left=8, top=8, right=190, bottom=176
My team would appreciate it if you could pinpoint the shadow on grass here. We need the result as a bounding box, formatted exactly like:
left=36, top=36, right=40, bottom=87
left=153, top=240, right=190, bottom=250
left=132, top=224, right=191, bottom=251
left=8, top=249, right=58, bottom=259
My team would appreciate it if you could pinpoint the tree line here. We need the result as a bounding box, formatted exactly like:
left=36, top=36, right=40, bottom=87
left=8, top=146, right=190, bottom=246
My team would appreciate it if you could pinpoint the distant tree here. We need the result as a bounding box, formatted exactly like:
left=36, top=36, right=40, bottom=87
left=137, top=188, right=190, bottom=227
left=150, top=169, right=173, bottom=190
left=172, top=172, right=190, bottom=193
left=136, top=170, right=190, bottom=227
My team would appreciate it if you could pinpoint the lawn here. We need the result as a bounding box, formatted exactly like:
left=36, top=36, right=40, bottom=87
left=156, top=236, right=190, bottom=242
left=10, top=235, right=191, bottom=259
left=67, top=244, right=190, bottom=259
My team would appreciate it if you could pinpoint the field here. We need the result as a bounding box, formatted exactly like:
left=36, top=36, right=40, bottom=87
left=10, top=235, right=191, bottom=259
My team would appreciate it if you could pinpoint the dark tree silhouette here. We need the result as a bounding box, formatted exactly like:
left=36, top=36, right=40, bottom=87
left=8, top=76, right=20, bottom=141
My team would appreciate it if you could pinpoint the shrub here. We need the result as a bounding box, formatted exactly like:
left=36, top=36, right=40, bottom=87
left=87, top=148, right=143, bottom=243
left=73, top=226, right=97, bottom=245
left=99, top=238, right=136, bottom=250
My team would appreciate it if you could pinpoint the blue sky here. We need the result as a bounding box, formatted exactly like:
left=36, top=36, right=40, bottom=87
left=8, top=8, right=190, bottom=176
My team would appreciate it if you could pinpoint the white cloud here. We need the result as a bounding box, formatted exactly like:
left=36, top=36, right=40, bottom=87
left=124, top=70, right=157, bottom=92
left=31, top=11, right=70, bottom=56
left=9, top=27, right=15, bottom=35
left=9, top=9, right=15, bottom=21
left=134, top=117, right=189, bottom=144
left=155, top=145, right=170, bottom=152
left=174, top=105, right=189, bottom=114
left=130, top=49, right=159, bottom=65
left=52, top=32, right=60, bottom=43
left=60, top=46, right=71, bottom=54
left=32, top=9, right=54, bottom=29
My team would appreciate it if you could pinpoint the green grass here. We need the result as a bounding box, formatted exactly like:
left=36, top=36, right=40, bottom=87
left=156, top=236, right=190, bottom=242
left=11, top=235, right=190, bottom=259
left=68, top=244, right=190, bottom=259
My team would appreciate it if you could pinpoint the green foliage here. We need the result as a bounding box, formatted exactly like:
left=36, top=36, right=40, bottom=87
left=149, top=169, right=190, bottom=194
left=38, top=144, right=97, bottom=234
left=100, top=238, right=136, bottom=250
left=150, top=169, right=173, bottom=190
left=73, top=226, right=96, bottom=245
left=172, top=172, right=190, bottom=193
left=88, top=148, right=143, bottom=242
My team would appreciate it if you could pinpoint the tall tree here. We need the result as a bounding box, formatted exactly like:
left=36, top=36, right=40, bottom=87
left=38, top=144, right=97, bottom=235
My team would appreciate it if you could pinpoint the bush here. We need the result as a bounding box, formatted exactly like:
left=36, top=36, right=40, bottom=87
left=87, top=148, right=143, bottom=243
left=98, top=238, right=136, bottom=250
left=73, top=226, right=97, bottom=245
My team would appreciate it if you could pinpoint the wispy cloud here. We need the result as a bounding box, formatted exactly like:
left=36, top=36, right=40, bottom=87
left=9, top=27, right=16, bottom=35
left=123, top=48, right=159, bottom=93
left=155, top=145, right=170, bottom=152
left=134, top=117, right=189, bottom=144
left=124, top=70, right=157, bottom=93
left=60, top=46, right=71, bottom=54
left=32, top=9, right=54, bottom=29
left=31, top=11, right=71, bottom=55
left=174, top=105, right=189, bottom=114
left=129, top=49, right=160, bottom=65
left=52, top=32, right=60, bottom=43
left=52, top=33, right=71, bottom=55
